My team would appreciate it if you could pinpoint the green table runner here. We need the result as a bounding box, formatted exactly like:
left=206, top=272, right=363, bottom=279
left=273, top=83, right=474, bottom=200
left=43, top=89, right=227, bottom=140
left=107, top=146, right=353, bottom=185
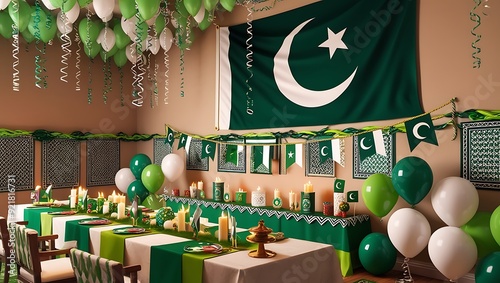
left=182, top=251, right=220, bottom=283
left=100, top=229, right=154, bottom=263
left=65, top=218, right=105, bottom=252
left=150, top=240, right=196, bottom=283
left=23, top=207, right=69, bottom=234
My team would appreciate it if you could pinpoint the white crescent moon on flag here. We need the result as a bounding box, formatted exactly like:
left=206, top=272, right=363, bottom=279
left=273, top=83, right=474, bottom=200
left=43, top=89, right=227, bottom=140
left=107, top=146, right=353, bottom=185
left=273, top=18, right=358, bottom=108
left=413, top=122, right=429, bottom=140
left=205, top=145, right=211, bottom=155
left=167, top=133, right=173, bottom=142
left=349, top=193, right=355, bottom=201
left=320, top=146, right=328, bottom=156
left=335, top=182, right=342, bottom=190
left=360, top=137, right=372, bottom=150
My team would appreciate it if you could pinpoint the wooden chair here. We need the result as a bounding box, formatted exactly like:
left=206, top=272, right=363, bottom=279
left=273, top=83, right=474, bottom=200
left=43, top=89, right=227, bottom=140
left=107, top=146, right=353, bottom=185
left=14, top=223, right=76, bottom=283
left=69, top=248, right=141, bottom=283
left=1, top=216, right=12, bottom=282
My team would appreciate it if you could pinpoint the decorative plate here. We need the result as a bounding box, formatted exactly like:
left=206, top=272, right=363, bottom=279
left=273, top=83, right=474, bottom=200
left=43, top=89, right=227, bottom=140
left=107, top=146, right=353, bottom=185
left=79, top=219, right=112, bottom=225
left=112, top=227, right=148, bottom=234
left=184, top=242, right=223, bottom=254
left=272, top=197, right=282, bottom=209
left=48, top=210, right=77, bottom=215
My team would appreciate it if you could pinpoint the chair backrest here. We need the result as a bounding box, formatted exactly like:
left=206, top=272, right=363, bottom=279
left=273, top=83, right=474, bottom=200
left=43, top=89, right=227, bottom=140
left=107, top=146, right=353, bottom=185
left=14, top=224, right=38, bottom=272
left=0, top=216, right=9, bottom=255
left=69, top=248, right=125, bottom=283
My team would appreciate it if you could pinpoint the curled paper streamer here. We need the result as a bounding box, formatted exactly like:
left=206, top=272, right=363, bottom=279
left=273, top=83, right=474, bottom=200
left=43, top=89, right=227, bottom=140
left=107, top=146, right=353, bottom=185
left=34, top=1, right=48, bottom=89
left=244, top=2, right=254, bottom=114
left=12, top=24, right=20, bottom=91
left=251, top=0, right=284, bottom=12
left=119, top=67, right=124, bottom=106
left=470, top=0, right=482, bottom=68
left=131, top=11, right=146, bottom=107
left=74, top=29, right=82, bottom=91
left=87, top=58, right=93, bottom=104
left=102, top=60, right=112, bottom=104
left=59, top=12, right=72, bottom=83
left=179, top=49, right=185, bottom=97
left=161, top=1, right=170, bottom=104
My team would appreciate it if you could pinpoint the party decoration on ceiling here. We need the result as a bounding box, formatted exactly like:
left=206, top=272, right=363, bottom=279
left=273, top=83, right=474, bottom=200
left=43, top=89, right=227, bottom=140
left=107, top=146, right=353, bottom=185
left=470, top=0, right=482, bottom=68
left=74, top=31, right=82, bottom=91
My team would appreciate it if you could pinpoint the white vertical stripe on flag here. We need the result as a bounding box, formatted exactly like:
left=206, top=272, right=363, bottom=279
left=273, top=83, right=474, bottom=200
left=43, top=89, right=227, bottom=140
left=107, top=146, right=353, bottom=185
left=331, top=139, right=343, bottom=166
left=218, top=27, right=232, bottom=130
left=263, top=145, right=270, bottom=169
left=373, top=129, right=386, bottom=156
left=295, top=144, right=303, bottom=167
left=185, top=136, right=193, bottom=154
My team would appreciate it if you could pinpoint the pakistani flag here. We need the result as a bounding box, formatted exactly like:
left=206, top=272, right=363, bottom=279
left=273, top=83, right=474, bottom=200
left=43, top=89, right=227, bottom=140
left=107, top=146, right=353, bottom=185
left=358, top=129, right=386, bottom=162
left=347, top=191, right=359, bottom=202
left=318, top=140, right=332, bottom=164
left=218, top=0, right=421, bottom=130
left=225, top=144, right=239, bottom=165
left=178, top=133, right=188, bottom=150
left=201, top=140, right=216, bottom=160
left=252, top=145, right=273, bottom=172
left=285, top=144, right=303, bottom=169
left=165, top=127, right=175, bottom=147
left=334, top=179, right=345, bottom=193
left=405, top=113, right=438, bottom=151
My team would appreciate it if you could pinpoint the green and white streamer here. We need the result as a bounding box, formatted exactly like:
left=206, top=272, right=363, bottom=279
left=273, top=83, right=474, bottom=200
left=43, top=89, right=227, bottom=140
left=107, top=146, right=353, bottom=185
left=74, top=27, right=81, bottom=91
left=470, top=0, right=482, bottom=68
left=11, top=0, right=20, bottom=92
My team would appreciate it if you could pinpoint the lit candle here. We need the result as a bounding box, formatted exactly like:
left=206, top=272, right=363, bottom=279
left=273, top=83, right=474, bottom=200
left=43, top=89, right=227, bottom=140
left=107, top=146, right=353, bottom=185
left=117, top=202, right=126, bottom=219
left=177, top=205, right=186, bottom=232
left=218, top=211, right=228, bottom=242
left=304, top=181, right=313, bottom=193
left=289, top=191, right=295, bottom=206
left=197, top=181, right=204, bottom=191
left=103, top=201, right=110, bottom=214
left=112, top=191, right=117, bottom=203
left=274, top=188, right=280, bottom=199
left=70, top=188, right=77, bottom=209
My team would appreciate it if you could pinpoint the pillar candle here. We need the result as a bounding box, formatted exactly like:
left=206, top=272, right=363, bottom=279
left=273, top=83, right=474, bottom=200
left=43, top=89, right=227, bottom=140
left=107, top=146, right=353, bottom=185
left=289, top=191, right=295, bottom=206
left=70, top=188, right=77, bottom=209
left=103, top=201, right=110, bottom=214
left=117, top=202, right=126, bottom=219
left=274, top=188, right=280, bottom=199
left=304, top=181, right=313, bottom=193
left=177, top=209, right=186, bottom=232
left=218, top=212, right=228, bottom=242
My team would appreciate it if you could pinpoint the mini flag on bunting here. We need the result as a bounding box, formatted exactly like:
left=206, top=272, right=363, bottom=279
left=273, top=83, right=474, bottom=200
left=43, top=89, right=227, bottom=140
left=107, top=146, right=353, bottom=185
left=331, top=138, right=344, bottom=167
left=166, top=127, right=175, bottom=147
left=318, top=140, right=332, bottom=164
left=178, top=133, right=188, bottom=150
left=225, top=144, right=239, bottom=165
left=347, top=191, right=358, bottom=202
left=191, top=206, right=203, bottom=237
left=334, top=179, right=345, bottom=193
left=405, top=113, right=438, bottom=151
left=201, top=140, right=216, bottom=160
left=252, top=145, right=273, bottom=171
left=358, top=129, right=386, bottom=162
left=285, top=144, right=303, bottom=169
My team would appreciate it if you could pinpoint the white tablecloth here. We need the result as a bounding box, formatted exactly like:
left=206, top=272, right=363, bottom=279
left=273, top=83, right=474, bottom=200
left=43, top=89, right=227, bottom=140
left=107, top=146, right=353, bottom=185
left=124, top=234, right=192, bottom=283
left=52, top=215, right=93, bottom=249
left=203, top=238, right=344, bottom=283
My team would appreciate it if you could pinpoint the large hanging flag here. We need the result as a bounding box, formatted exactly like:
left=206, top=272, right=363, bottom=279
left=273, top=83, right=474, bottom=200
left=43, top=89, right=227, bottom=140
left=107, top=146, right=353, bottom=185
left=358, top=129, right=386, bottom=162
left=405, top=113, right=438, bottom=151
left=285, top=144, right=303, bottom=169
left=218, top=0, right=421, bottom=130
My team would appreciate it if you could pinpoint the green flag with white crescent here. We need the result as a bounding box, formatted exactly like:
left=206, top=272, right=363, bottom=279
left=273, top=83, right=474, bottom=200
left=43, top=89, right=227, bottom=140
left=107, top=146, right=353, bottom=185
left=358, top=129, right=386, bottom=162
left=334, top=179, right=345, bottom=193
left=405, top=113, right=438, bottom=151
left=347, top=191, right=358, bottom=202
left=218, top=0, right=421, bottom=130
left=318, top=140, right=332, bottom=164
left=178, top=133, right=188, bottom=150
left=225, top=144, right=238, bottom=165
left=166, top=127, right=174, bottom=147
left=201, top=140, right=216, bottom=160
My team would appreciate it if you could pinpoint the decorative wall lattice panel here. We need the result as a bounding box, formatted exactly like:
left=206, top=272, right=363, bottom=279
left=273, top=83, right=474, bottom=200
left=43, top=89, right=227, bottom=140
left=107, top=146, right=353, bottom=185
left=87, top=139, right=120, bottom=187
left=186, top=139, right=209, bottom=171
left=353, top=134, right=395, bottom=179
left=42, top=139, right=80, bottom=188
left=461, top=121, right=500, bottom=190
left=0, top=136, right=34, bottom=191
left=306, top=141, right=335, bottom=177
left=153, top=138, right=172, bottom=165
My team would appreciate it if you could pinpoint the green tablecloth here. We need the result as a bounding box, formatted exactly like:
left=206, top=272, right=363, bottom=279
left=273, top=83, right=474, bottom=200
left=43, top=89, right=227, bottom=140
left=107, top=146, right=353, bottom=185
left=64, top=218, right=105, bottom=252
left=165, top=196, right=372, bottom=277
left=150, top=241, right=196, bottom=283
left=23, top=206, right=69, bottom=234
left=100, top=229, right=155, bottom=263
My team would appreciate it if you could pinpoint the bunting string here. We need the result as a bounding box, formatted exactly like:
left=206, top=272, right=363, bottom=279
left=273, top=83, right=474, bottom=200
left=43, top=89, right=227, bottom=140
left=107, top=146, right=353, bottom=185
left=85, top=9, right=93, bottom=103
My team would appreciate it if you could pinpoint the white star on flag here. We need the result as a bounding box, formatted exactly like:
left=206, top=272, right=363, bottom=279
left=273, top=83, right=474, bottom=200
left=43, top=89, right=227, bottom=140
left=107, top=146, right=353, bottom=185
left=319, top=28, right=348, bottom=59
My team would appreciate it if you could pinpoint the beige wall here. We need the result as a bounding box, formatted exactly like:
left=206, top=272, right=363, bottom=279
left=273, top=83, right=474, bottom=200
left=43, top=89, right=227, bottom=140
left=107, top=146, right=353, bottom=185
left=0, top=0, right=499, bottom=268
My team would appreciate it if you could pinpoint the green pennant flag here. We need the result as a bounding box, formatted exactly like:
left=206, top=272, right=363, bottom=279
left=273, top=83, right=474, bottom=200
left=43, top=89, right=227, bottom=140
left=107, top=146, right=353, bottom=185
left=334, top=179, right=345, bottom=193
left=178, top=133, right=188, bottom=150
left=252, top=145, right=272, bottom=171
left=285, top=144, right=302, bottom=169
left=225, top=144, right=238, bottom=165
left=201, top=140, right=216, bottom=160
left=318, top=140, right=332, bottom=164
left=357, top=130, right=386, bottom=162
left=166, top=127, right=175, bottom=147
left=405, top=113, right=438, bottom=151
left=347, top=191, right=358, bottom=202
left=218, top=0, right=421, bottom=130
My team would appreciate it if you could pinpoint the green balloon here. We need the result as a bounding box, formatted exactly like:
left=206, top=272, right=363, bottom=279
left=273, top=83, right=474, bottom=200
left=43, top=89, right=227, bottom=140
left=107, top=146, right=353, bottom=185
left=203, top=0, right=218, bottom=11
left=490, top=205, right=500, bottom=247
left=113, top=47, right=128, bottom=67
left=362, top=173, right=398, bottom=218
left=462, top=211, right=500, bottom=259
left=8, top=0, right=31, bottom=32
left=154, top=14, right=166, bottom=36
left=141, top=164, right=165, bottom=194
left=0, top=11, right=14, bottom=39
left=78, top=0, right=92, bottom=8
left=172, top=11, right=187, bottom=30
left=220, top=0, right=236, bottom=12
left=60, top=0, right=77, bottom=12
left=28, top=8, right=57, bottom=43
left=136, top=0, right=160, bottom=21
left=359, top=233, right=397, bottom=275
left=183, top=0, right=202, bottom=17
left=176, top=25, right=195, bottom=50
left=391, top=156, right=433, bottom=206
left=135, top=19, right=148, bottom=41
left=78, top=18, right=101, bottom=45
left=21, top=27, right=35, bottom=42
left=83, top=40, right=101, bottom=58
left=476, top=252, right=500, bottom=283
left=127, top=180, right=150, bottom=203
left=129, top=153, right=152, bottom=180
left=175, top=0, right=190, bottom=18
left=142, top=194, right=165, bottom=210
left=100, top=44, right=117, bottom=61
left=113, top=23, right=130, bottom=49
left=49, top=0, right=63, bottom=8
left=198, top=11, right=212, bottom=31
left=118, top=0, right=137, bottom=19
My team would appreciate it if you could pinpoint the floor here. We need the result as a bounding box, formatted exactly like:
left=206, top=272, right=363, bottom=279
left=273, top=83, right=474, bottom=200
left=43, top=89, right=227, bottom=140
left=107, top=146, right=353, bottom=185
left=344, top=268, right=447, bottom=283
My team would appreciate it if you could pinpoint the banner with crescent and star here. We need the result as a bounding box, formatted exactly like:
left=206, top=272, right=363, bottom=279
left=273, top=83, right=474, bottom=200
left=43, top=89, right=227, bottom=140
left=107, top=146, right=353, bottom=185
left=405, top=113, right=438, bottom=151
left=217, top=0, right=422, bottom=130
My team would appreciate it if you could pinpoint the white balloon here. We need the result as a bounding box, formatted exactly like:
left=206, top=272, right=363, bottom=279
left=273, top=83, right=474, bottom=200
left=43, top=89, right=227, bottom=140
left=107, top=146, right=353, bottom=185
left=148, top=36, right=160, bottom=55
left=97, top=27, right=116, bottom=52
left=428, top=226, right=477, bottom=281
left=57, top=11, right=73, bottom=34
left=102, top=12, right=114, bottom=23
left=41, top=0, right=56, bottom=10
left=194, top=3, right=205, bottom=24
left=125, top=43, right=147, bottom=64
left=387, top=208, right=431, bottom=258
left=114, top=168, right=136, bottom=194
left=0, top=0, right=10, bottom=10
left=145, top=9, right=160, bottom=26
left=161, top=153, right=185, bottom=182
left=93, top=0, right=115, bottom=21
left=121, top=16, right=136, bottom=36
left=159, top=28, right=173, bottom=52
left=65, top=2, right=80, bottom=23
left=431, top=176, right=479, bottom=227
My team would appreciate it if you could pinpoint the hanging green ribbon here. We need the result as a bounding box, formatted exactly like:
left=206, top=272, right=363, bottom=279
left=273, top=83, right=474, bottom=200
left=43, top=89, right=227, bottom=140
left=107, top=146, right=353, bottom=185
left=470, top=0, right=482, bottom=68
left=33, top=1, right=47, bottom=89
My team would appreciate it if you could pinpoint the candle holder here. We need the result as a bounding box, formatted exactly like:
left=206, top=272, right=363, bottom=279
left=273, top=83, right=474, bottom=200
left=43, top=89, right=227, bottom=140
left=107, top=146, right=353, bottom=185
left=235, top=191, right=247, bottom=204
left=213, top=181, right=224, bottom=202
left=300, top=192, right=315, bottom=214
left=246, top=220, right=276, bottom=258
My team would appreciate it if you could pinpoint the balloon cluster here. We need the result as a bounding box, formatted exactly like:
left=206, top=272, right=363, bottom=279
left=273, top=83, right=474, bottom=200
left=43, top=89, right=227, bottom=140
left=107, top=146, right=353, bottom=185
left=114, top=153, right=184, bottom=209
